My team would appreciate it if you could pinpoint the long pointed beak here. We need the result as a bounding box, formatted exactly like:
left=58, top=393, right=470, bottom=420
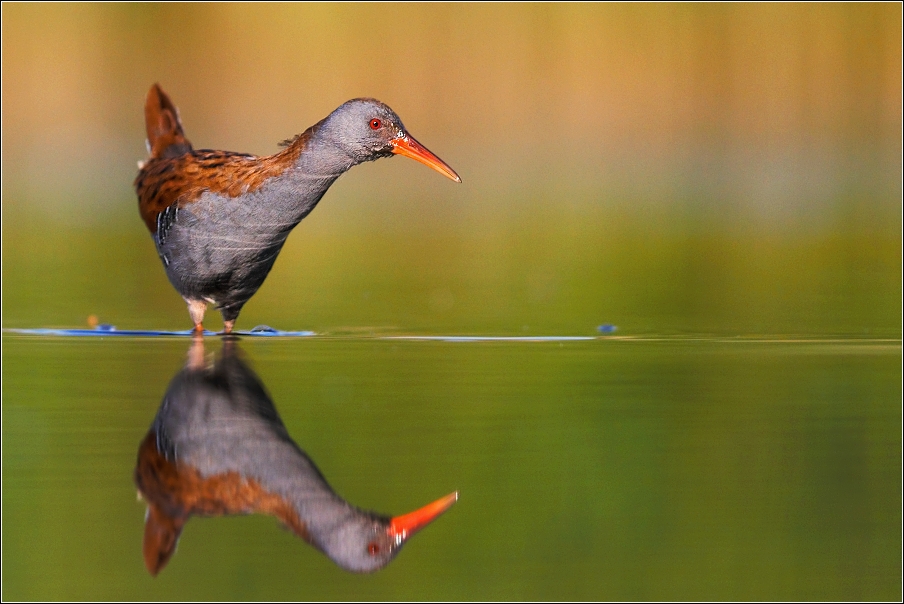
left=388, top=491, right=459, bottom=542
left=390, top=134, right=461, bottom=183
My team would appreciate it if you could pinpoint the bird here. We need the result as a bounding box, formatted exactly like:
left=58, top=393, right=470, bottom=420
left=134, top=84, right=460, bottom=334
left=134, top=338, right=458, bottom=575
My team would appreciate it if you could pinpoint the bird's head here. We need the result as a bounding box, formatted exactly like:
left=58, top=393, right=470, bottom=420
left=316, top=491, right=459, bottom=573
left=321, top=98, right=461, bottom=182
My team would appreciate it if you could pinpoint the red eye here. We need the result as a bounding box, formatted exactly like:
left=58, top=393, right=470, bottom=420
left=367, top=542, right=380, bottom=555
left=370, top=119, right=382, bottom=130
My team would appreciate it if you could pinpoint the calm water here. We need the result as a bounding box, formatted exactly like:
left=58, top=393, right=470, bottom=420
left=2, top=333, right=900, bottom=600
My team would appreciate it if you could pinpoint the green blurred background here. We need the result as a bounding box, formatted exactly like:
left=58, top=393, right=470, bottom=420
left=2, top=3, right=900, bottom=335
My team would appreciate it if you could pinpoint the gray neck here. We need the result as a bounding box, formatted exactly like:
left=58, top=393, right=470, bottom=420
left=233, top=133, right=359, bottom=237
left=251, top=121, right=372, bottom=232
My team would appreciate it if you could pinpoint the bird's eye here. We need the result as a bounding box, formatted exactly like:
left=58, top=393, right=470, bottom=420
left=367, top=542, right=380, bottom=556
left=370, top=119, right=382, bottom=130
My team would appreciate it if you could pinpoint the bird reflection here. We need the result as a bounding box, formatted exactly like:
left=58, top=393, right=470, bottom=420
left=134, top=338, right=457, bottom=575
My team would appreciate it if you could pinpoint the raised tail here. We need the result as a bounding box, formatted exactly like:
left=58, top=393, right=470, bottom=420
left=135, top=430, right=187, bottom=576
left=144, top=83, right=193, bottom=160
left=142, top=502, right=186, bottom=577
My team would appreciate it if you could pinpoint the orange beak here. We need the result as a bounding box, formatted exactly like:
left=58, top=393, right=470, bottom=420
left=390, top=134, right=461, bottom=183
left=388, top=491, right=459, bottom=542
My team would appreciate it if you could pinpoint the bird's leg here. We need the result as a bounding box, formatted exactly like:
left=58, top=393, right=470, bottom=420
left=219, top=306, right=240, bottom=336
left=185, top=299, right=207, bottom=335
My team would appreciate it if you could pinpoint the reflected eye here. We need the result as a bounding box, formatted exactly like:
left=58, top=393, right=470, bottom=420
left=367, top=542, right=380, bottom=556
left=370, top=119, right=382, bottom=130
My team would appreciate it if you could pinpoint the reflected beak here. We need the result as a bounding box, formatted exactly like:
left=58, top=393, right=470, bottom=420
left=390, top=134, right=461, bottom=183
left=388, top=491, right=459, bottom=542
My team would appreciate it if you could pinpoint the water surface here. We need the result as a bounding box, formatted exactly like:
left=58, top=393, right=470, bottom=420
left=2, top=333, right=899, bottom=600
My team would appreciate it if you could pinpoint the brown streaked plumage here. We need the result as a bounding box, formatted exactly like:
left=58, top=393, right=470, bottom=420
left=134, top=84, right=460, bottom=334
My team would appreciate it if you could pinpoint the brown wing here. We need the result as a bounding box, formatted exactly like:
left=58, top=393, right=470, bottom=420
left=134, top=147, right=316, bottom=233
left=134, top=430, right=311, bottom=576
left=135, top=151, right=253, bottom=233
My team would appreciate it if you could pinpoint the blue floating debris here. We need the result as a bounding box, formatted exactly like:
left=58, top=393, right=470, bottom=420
left=236, top=327, right=316, bottom=337
left=249, top=325, right=277, bottom=334
left=5, top=328, right=202, bottom=337
left=597, top=324, right=617, bottom=334
left=4, top=327, right=316, bottom=338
